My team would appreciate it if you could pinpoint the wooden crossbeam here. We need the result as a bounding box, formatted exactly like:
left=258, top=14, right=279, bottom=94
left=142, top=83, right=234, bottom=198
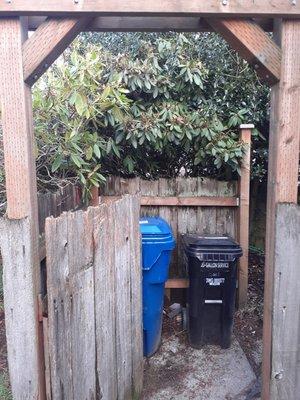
left=101, top=196, right=239, bottom=207
left=23, top=17, right=92, bottom=86
left=165, top=279, right=189, bottom=289
left=0, top=1, right=300, bottom=17
left=207, top=18, right=281, bottom=85
left=28, top=16, right=274, bottom=33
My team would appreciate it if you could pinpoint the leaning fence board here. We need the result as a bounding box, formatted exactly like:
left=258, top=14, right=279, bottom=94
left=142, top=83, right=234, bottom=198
left=114, top=197, right=133, bottom=399
left=46, top=196, right=142, bottom=400
left=270, top=204, right=300, bottom=400
left=93, top=204, right=118, bottom=400
left=129, top=197, right=144, bottom=396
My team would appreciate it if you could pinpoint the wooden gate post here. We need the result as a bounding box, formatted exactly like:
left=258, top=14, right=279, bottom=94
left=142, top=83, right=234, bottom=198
left=238, top=124, right=252, bottom=307
left=262, top=20, right=300, bottom=400
left=0, top=18, right=45, bottom=399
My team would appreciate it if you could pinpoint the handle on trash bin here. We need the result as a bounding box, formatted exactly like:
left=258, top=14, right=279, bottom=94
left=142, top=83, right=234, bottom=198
left=204, top=300, right=223, bottom=304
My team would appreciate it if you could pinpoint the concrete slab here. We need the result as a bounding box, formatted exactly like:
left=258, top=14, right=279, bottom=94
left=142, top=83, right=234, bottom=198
left=142, top=334, right=256, bottom=400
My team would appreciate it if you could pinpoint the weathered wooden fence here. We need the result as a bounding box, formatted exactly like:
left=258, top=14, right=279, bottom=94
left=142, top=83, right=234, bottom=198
left=100, top=124, right=251, bottom=308
left=102, top=177, right=238, bottom=279
left=44, top=195, right=143, bottom=399
left=270, top=204, right=300, bottom=400
left=38, top=184, right=82, bottom=234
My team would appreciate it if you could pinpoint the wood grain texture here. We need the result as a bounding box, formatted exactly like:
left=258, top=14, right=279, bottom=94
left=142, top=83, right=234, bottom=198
left=38, top=184, right=82, bottom=235
left=28, top=16, right=274, bottom=33
left=1, top=1, right=300, bottom=17
left=114, top=197, right=134, bottom=400
left=165, top=278, right=189, bottom=289
left=102, top=195, right=238, bottom=206
left=262, top=20, right=300, bottom=400
left=0, top=17, right=45, bottom=399
left=238, top=126, right=252, bottom=307
left=23, top=17, right=91, bottom=86
left=46, top=196, right=142, bottom=399
left=270, top=204, right=300, bottom=399
left=0, top=18, right=38, bottom=220
left=0, top=218, right=41, bottom=399
left=93, top=204, right=118, bottom=400
left=129, top=196, right=143, bottom=396
left=208, top=19, right=281, bottom=85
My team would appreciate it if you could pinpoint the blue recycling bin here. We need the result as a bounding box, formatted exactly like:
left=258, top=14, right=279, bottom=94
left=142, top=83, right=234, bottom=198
left=140, top=217, right=175, bottom=357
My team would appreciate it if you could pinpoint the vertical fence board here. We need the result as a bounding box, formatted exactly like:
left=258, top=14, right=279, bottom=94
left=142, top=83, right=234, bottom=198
left=196, top=178, right=218, bottom=235
left=140, top=179, right=159, bottom=218
left=114, top=197, right=133, bottom=399
left=38, top=184, right=82, bottom=236
left=270, top=204, right=300, bottom=400
left=46, top=210, right=97, bottom=400
left=129, top=196, right=143, bottom=396
left=0, top=218, right=41, bottom=399
left=216, top=181, right=237, bottom=238
left=158, top=178, right=178, bottom=275
left=46, top=214, right=74, bottom=399
left=177, top=178, right=198, bottom=274
left=93, top=204, right=118, bottom=400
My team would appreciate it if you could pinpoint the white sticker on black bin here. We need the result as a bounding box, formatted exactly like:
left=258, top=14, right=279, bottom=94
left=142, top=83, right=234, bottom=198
left=201, top=262, right=229, bottom=269
left=206, top=278, right=225, bottom=286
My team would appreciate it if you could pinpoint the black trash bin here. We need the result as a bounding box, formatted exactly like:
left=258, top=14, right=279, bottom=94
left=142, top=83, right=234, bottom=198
left=183, top=235, right=242, bottom=349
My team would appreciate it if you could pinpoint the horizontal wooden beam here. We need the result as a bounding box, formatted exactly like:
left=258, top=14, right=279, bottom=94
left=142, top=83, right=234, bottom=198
left=101, top=196, right=239, bottom=207
left=1, top=1, right=300, bottom=18
left=23, top=17, right=91, bottom=86
left=165, top=279, right=189, bottom=289
left=28, top=16, right=273, bottom=32
left=208, top=18, right=281, bottom=86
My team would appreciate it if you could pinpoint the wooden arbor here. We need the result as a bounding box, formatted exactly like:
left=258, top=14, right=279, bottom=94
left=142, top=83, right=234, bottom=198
left=0, top=2, right=299, bottom=400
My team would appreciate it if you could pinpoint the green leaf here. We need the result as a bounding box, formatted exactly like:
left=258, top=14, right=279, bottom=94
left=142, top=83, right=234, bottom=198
left=93, top=144, right=101, bottom=158
left=71, top=154, right=82, bottom=168
left=52, top=154, right=62, bottom=173
left=74, top=93, right=85, bottom=116
left=86, top=146, right=93, bottom=160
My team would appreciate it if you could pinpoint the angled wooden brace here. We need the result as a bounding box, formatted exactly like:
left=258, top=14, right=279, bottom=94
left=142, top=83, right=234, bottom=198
left=23, top=17, right=92, bottom=86
left=207, top=18, right=281, bottom=86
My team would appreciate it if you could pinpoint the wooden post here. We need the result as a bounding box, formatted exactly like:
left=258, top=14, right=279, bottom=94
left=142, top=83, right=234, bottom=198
left=89, top=185, right=99, bottom=206
left=262, top=20, right=300, bottom=400
left=238, top=124, right=252, bottom=308
left=0, top=18, right=45, bottom=399
left=270, top=204, right=300, bottom=399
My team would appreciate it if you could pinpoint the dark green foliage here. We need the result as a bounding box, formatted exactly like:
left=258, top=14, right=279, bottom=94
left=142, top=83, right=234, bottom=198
left=33, top=32, right=270, bottom=198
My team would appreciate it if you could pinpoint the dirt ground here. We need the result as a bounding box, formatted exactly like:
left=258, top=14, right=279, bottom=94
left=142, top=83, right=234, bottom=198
left=234, top=252, right=264, bottom=376
left=142, top=251, right=264, bottom=399
left=0, top=251, right=264, bottom=399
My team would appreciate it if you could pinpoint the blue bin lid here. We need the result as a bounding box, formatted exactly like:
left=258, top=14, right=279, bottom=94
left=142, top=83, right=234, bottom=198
left=140, top=217, right=175, bottom=270
left=139, top=217, right=173, bottom=237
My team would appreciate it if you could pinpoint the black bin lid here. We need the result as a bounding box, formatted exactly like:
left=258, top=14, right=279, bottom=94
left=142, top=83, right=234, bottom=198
left=183, top=234, right=242, bottom=257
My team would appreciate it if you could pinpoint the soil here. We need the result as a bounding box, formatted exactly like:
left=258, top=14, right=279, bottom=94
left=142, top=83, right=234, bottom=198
left=234, top=252, right=264, bottom=376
